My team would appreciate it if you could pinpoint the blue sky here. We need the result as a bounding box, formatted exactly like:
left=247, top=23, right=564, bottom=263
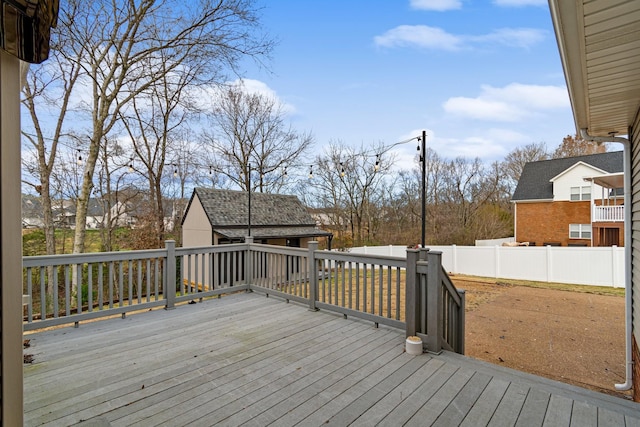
left=239, top=0, right=575, bottom=166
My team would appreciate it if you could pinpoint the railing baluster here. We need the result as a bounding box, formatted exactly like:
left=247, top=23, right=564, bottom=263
left=88, top=264, right=93, bottom=312
left=128, top=261, right=133, bottom=306
left=119, top=262, right=125, bottom=308
left=355, top=262, right=360, bottom=312
left=39, top=266, right=45, bottom=321
left=65, top=265, right=71, bottom=317
left=108, top=262, right=114, bottom=309
left=98, top=263, right=103, bottom=310
left=26, top=268, right=33, bottom=322
left=395, top=267, right=401, bottom=320
left=363, top=264, right=367, bottom=314
left=347, top=262, right=352, bottom=309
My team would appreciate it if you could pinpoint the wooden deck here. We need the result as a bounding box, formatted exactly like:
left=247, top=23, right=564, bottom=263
left=24, top=292, right=640, bottom=426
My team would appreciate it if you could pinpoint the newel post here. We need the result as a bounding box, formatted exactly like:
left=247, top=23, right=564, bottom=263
left=165, top=240, right=176, bottom=310
left=405, top=249, right=420, bottom=338
left=245, top=236, right=254, bottom=289
left=426, top=251, right=443, bottom=352
left=308, top=241, right=319, bottom=311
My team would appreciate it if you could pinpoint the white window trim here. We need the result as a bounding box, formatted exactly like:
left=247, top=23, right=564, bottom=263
left=570, top=186, right=591, bottom=201
left=569, top=223, right=591, bottom=239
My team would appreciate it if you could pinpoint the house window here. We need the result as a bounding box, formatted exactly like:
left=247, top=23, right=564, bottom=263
left=570, top=186, right=590, bottom=201
left=569, top=224, right=591, bottom=239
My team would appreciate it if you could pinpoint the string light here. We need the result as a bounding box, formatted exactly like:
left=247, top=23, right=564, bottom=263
left=34, top=133, right=425, bottom=189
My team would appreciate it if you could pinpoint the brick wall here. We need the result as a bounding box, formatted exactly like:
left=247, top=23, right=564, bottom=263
left=515, top=201, right=591, bottom=246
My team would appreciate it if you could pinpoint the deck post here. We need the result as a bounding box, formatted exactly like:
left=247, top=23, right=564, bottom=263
left=405, top=249, right=420, bottom=338
left=308, top=241, right=319, bottom=311
left=165, top=240, right=176, bottom=310
left=458, top=289, right=466, bottom=354
left=426, top=251, right=443, bottom=353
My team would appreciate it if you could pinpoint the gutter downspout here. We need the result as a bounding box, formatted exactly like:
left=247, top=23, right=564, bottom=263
left=580, top=128, right=633, bottom=391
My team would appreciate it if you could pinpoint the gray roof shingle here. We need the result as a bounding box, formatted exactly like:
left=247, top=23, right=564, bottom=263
left=511, top=151, right=623, bottom=201
left=187, top=188, right=332, bottom=239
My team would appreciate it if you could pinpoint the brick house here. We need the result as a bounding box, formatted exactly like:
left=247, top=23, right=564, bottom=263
left=512, top=151, right=624, bottom=247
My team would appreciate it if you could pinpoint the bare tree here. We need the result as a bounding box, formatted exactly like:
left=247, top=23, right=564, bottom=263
left=45, top=0, right=273, bottom=254
left=552, top=133, right=607, bottom=158
left=501, top=142, right=548, bottom=191
left=21, top=25, right=83, bottom=264
left=204, top=84, right=313, bottom=193
left=306, top=142, right=394, bottom=247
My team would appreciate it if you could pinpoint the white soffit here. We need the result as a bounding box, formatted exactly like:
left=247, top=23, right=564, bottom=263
left=549, top=0, right=640, bottom=137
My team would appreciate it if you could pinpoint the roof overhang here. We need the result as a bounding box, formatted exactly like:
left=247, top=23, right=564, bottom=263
left=548, top=161, right=607, bottom=182
left=583, top=172, right=624, bottom=189
left=214, top=226, right=333, bottom=240
left=511, top=198, right=553, bottom=204
left=548, top=0, right=640, bottom=137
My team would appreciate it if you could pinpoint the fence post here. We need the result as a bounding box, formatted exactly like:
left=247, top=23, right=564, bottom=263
left=405, top=249, right=420, bottom=338
left=165, top=240, right=176, bottom=310
left=426, top=251, right=443, bottom=353
left=308, top=241, right=319, bottom=311
left=245, top=236, right=254, bottom=290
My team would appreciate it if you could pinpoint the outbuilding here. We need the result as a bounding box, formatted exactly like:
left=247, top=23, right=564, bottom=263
left=181, top=188, right=333, bottom=248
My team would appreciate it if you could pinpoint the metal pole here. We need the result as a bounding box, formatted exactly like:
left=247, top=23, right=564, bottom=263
left=248, top=164, right=251, bottom=238
left=421, top=129, right=426, bottom=248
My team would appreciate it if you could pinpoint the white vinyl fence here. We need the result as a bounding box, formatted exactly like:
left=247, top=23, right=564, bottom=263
left=347, top=245, right=625, bottom=288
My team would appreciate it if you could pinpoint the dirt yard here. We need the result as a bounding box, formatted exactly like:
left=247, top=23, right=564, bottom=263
left=450, top=275, right=629, bottom=399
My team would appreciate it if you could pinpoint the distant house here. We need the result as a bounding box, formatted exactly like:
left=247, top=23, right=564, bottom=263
left=181, top=188, right=333, bottom=248
left=511, top=151, right=624, bottom=247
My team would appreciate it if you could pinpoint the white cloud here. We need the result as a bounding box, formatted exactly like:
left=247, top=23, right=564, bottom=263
left=374, top=26, right=545, bottom=51
left=471, top=28, right=546, bottom=49
left=409, top=0, right=462, bottom=11
left=444, top=97, right=520, bottom=121
left=493, top=0, right=547, bottom=7
left=195, top=78, right=297, bottom=116
left=374, top=25, right=463, bottom=51
left=443, top=83, right=569, bottom=122
left=429, top=135, right=506, bottom=159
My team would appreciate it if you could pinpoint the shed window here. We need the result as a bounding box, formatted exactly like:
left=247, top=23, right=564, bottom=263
left=569, top=224, right=591, bottom=239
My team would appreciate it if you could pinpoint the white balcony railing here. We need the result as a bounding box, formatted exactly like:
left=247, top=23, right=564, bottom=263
left=593, top=205, right=624, bottom=222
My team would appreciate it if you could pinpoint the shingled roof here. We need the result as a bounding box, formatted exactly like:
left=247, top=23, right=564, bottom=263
left=512, top=151, right=623, bottom=202
left=185, top=188, right=332, bottom=240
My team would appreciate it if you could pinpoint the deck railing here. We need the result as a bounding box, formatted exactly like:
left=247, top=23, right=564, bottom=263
left=593, top=204, right=624, bottom=222
left=22, top=240, right=464, bottom=353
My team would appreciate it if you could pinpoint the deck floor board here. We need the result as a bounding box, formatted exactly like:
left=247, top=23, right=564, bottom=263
left=23, top=292, right=640, bottom=426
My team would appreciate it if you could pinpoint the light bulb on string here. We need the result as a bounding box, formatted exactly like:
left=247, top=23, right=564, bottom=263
left=77, top=149, right=83, bottom=166
left=128, top=158, right=134, bottom=173
left=374, top=155, right=380, bottom=171
left=309, top=166, right=313, bottom=179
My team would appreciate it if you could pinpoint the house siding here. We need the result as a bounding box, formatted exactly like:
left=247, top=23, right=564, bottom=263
left=182, top=194, right=213, bottom=247
left=514, top=200, right=591, bottom=246
left=631, top=108, right=640, bottom=401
